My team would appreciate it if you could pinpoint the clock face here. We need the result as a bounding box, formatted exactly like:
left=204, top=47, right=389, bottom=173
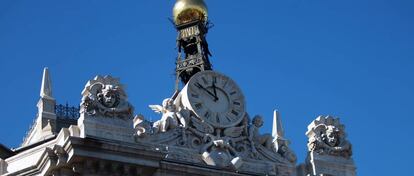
left=181, top=71, right=246, bottom=128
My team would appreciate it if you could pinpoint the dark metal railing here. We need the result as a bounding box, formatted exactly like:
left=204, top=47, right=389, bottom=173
left=55, top=103, right=80, bottom=120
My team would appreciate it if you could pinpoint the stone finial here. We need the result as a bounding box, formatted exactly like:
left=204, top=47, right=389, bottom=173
left=272, top=110, right=284, bottom=140
left=21, top=68, right=57, bottom=147
left=271, top=110, right=297, bottom=163
left=40, top=67, right=54, bottom=100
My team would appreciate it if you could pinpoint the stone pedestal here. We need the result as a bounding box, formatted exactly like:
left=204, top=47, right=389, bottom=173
left=78, top=114, right=135, bottom=143
left=307, top=152, right=356, bottom=176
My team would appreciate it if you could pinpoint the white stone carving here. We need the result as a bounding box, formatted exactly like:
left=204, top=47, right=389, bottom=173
left=80, top=75, right=133, bottom=119
left=275, top=139, right=297, bottom=164
left=305, top=115, right=355, bottom=176
left=306, top=116, right=352, bottom=159
left=149, top=98, right=189, bottom=133
left=248, top=115, right=274, bottom=155
left=78, top=76, right=135, bottom=142
left=22, top=67, right=57, bottom=147
left=40, top=67, right=54, bottom=100
left=272, top=110, right=297, bottom=163
left=137, top=94, right=296, bottom=175
left=133, top=114, right=152, bottom=137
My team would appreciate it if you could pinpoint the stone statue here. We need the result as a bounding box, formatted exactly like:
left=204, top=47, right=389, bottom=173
left=275, top=139, right=297, bottom=163
left=306, top=116, right=352, bottom=159
left=80, top=76, right=133, bottom=119
left=248, top=115, right=274, bottom=154
left=149, top=98, right=188, bottom=133
left=140, top=100, right=296, bottom=174
left=200, top=128, right=242, bottom=169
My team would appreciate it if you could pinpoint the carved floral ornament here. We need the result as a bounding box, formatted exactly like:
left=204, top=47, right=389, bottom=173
left=306, top=116, right=352, bottom=159
left=80, top=76, right=134, bottom=119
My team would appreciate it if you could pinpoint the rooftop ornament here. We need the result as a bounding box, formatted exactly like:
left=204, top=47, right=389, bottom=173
left=173, top=0, right=208, bottom=25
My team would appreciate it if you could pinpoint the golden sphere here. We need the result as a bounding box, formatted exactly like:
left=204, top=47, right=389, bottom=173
left=173, top=0, right=208, bottom=25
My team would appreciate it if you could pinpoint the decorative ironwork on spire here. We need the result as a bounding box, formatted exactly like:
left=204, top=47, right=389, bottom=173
left=173, top=0, right=213, bottom=89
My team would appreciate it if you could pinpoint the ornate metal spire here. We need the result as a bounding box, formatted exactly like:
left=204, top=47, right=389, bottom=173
left=40, top=67, right=54, bottom=100
left=173, top=0, right=213, bottom=88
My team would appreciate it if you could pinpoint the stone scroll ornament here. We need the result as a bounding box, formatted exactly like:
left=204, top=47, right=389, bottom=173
left=306, top=116, right=352, bottom=159
left=80, top=76, right=134, bottom=119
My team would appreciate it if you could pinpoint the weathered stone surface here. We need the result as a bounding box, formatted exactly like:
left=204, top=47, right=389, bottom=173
left=2, top=2, right=358, bottom=172
left=78, top=75, right=135, bottom=143
left=80, top=75, right=134, bottom=120
left=135, top=91, right=296, bottom=175
left=21, top=68, right=57, bottom=147
left=307, top=151, right=356, bottom=176
left=306, top=116, right=352, bottom=159
left=0, top=159, right=7, bottom=175
left=304, top=116, right=356, bottom=176
left=2, top=72, right=357, bottom=176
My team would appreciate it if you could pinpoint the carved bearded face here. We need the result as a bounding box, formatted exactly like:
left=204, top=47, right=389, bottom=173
left=324, top=127, right=339, bottom=147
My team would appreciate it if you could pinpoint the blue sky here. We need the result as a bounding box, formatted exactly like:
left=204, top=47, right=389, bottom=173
left=0, top=0, right=413, bottom=175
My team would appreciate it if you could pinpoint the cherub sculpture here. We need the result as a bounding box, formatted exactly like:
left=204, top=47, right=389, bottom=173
left=149, top=98, right=188, bottom=133
left=80, top=76, right=133, bottom=119
left=307, top=116, right=352, bottom=159
left=248, top=115, right=274, bottom=154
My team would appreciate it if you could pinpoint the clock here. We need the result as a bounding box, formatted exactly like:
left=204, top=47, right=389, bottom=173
left=181, top=71, right=246, bottom=128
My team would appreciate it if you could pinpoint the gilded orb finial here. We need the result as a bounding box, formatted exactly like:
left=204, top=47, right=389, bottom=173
left=173, top=0, right=208, bottom=25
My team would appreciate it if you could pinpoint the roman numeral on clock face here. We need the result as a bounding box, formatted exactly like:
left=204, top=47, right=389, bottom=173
left=224, top=115, right=231, bottom=123
left=216, top=114, right=220, bottom=123
left=204, top=111, right=211, bottom=119
left=233, top=101, right=241, bottom=106
left=222, top=79, right=228, bottom=89
left=231, top=110, right=239, bottom=116
left=226, top=114, right=236, bottom=121
left=195, top=103, right=202, bottom=110
left=191, top=93, right=199, bottom=98
left=201, top=76, right=208, bottom=85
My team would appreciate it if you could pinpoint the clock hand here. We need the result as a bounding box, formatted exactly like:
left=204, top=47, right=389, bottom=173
left=195, top=83, right=218, bottom=101
left=212, top=82, right=219, bottom=101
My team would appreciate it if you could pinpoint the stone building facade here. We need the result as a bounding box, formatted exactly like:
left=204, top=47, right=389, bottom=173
left=0, top=1, right=356, bottom=175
